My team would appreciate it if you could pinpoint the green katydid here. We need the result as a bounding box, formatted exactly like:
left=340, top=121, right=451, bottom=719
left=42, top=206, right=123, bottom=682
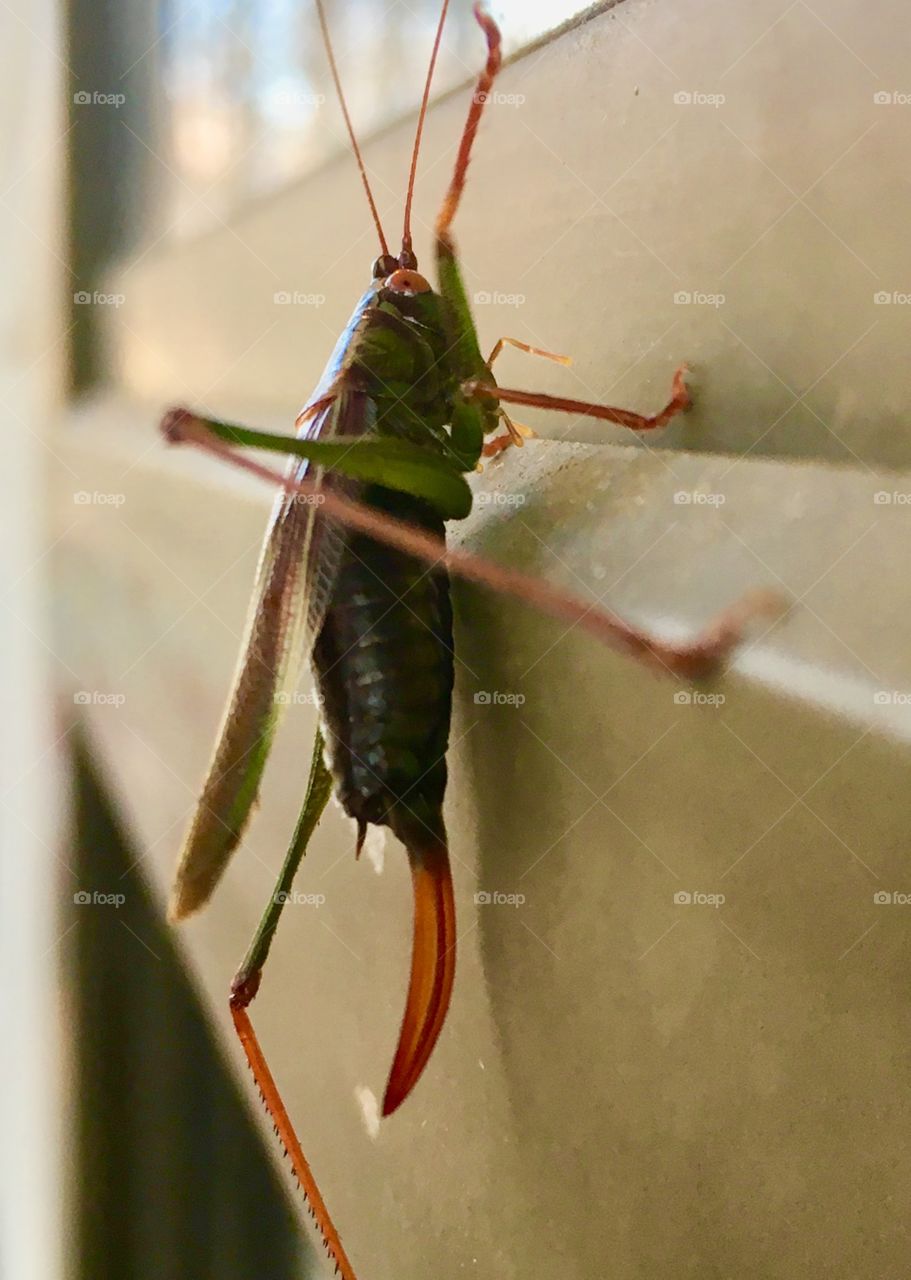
left=161, top=4, right=780, bottom=1275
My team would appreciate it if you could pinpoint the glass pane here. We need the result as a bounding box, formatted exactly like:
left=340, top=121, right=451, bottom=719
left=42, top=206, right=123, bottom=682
left=157, top=0, right=587, bottom=236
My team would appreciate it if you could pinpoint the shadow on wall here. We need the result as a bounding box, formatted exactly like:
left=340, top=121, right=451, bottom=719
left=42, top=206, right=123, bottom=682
left=65, top=723, right=320, bottom=1280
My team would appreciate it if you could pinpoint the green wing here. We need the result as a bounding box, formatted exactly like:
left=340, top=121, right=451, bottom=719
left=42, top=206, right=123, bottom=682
left=168, top=396, right=356, bottom=920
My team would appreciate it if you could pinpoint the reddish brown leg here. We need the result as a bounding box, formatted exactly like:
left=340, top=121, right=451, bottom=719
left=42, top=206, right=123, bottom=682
left=220, top=735, right=355, bottom=1273
left=230, top=975, right=359, bottom=1280
left=482, top=339, right=572, bottom=458
left=487, top=336, right=572, bottom=368
left=435, top=7, right=502, bottom=246
left=635, top=588, right=782, bottom=679
left=163, top=410, right=785, bottom=682
left=482, top=423, right=527, bottom=459
left=467, top=363, right=692, bottom=432
left=481, top=414, right=535, bottom=459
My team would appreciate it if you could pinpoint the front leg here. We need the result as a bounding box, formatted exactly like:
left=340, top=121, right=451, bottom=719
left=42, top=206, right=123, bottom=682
left=467, top=363, right=692, bottom=437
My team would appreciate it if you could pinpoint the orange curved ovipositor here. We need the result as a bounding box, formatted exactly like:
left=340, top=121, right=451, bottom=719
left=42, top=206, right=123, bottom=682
left=382, top=844, right=456, bottom=1117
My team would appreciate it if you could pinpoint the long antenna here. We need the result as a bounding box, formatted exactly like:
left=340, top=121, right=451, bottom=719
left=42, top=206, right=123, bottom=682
left=315, top=0, right=390, bottom=256
left=401, top=0, right=452, bottom=259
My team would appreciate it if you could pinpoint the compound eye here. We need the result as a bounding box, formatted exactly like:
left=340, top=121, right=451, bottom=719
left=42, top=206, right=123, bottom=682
left=384, top=268, right=431, bottom=295
left=398, top=246, right=418, bottom=270
left=372, top=254, right=399, bottom=279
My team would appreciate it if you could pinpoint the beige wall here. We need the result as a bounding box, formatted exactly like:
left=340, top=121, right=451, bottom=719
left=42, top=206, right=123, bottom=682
left=54, top=1, right=911, bottom=1277
left=1, top=1, right=65, bottom=1278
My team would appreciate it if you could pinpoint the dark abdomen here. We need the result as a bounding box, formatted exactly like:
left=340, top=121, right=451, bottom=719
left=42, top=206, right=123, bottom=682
left=311, top=486, right=453, bottom=852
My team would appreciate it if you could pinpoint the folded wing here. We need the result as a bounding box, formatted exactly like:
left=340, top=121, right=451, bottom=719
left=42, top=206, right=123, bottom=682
left=169, top=391, right=370, bottom=920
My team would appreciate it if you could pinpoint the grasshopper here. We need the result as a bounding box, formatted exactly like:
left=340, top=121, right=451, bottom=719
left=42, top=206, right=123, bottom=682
left=161, top=3, right=778, bottom=1274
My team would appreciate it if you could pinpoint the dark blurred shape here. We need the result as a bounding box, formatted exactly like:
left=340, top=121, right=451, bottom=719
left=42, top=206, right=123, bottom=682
left=67, top=723, right=317, bottom=1279
left=66, top=0, right=161, bottom=391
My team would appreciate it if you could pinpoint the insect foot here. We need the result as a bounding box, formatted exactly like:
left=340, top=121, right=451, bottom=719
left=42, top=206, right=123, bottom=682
left=666, top=587, right=790, bottom=682
left=159, top=405, right=199, bottom=443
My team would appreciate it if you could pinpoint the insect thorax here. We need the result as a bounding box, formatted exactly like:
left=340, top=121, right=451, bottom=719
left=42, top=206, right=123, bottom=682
left=353, top=286, right=464, bottom=445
